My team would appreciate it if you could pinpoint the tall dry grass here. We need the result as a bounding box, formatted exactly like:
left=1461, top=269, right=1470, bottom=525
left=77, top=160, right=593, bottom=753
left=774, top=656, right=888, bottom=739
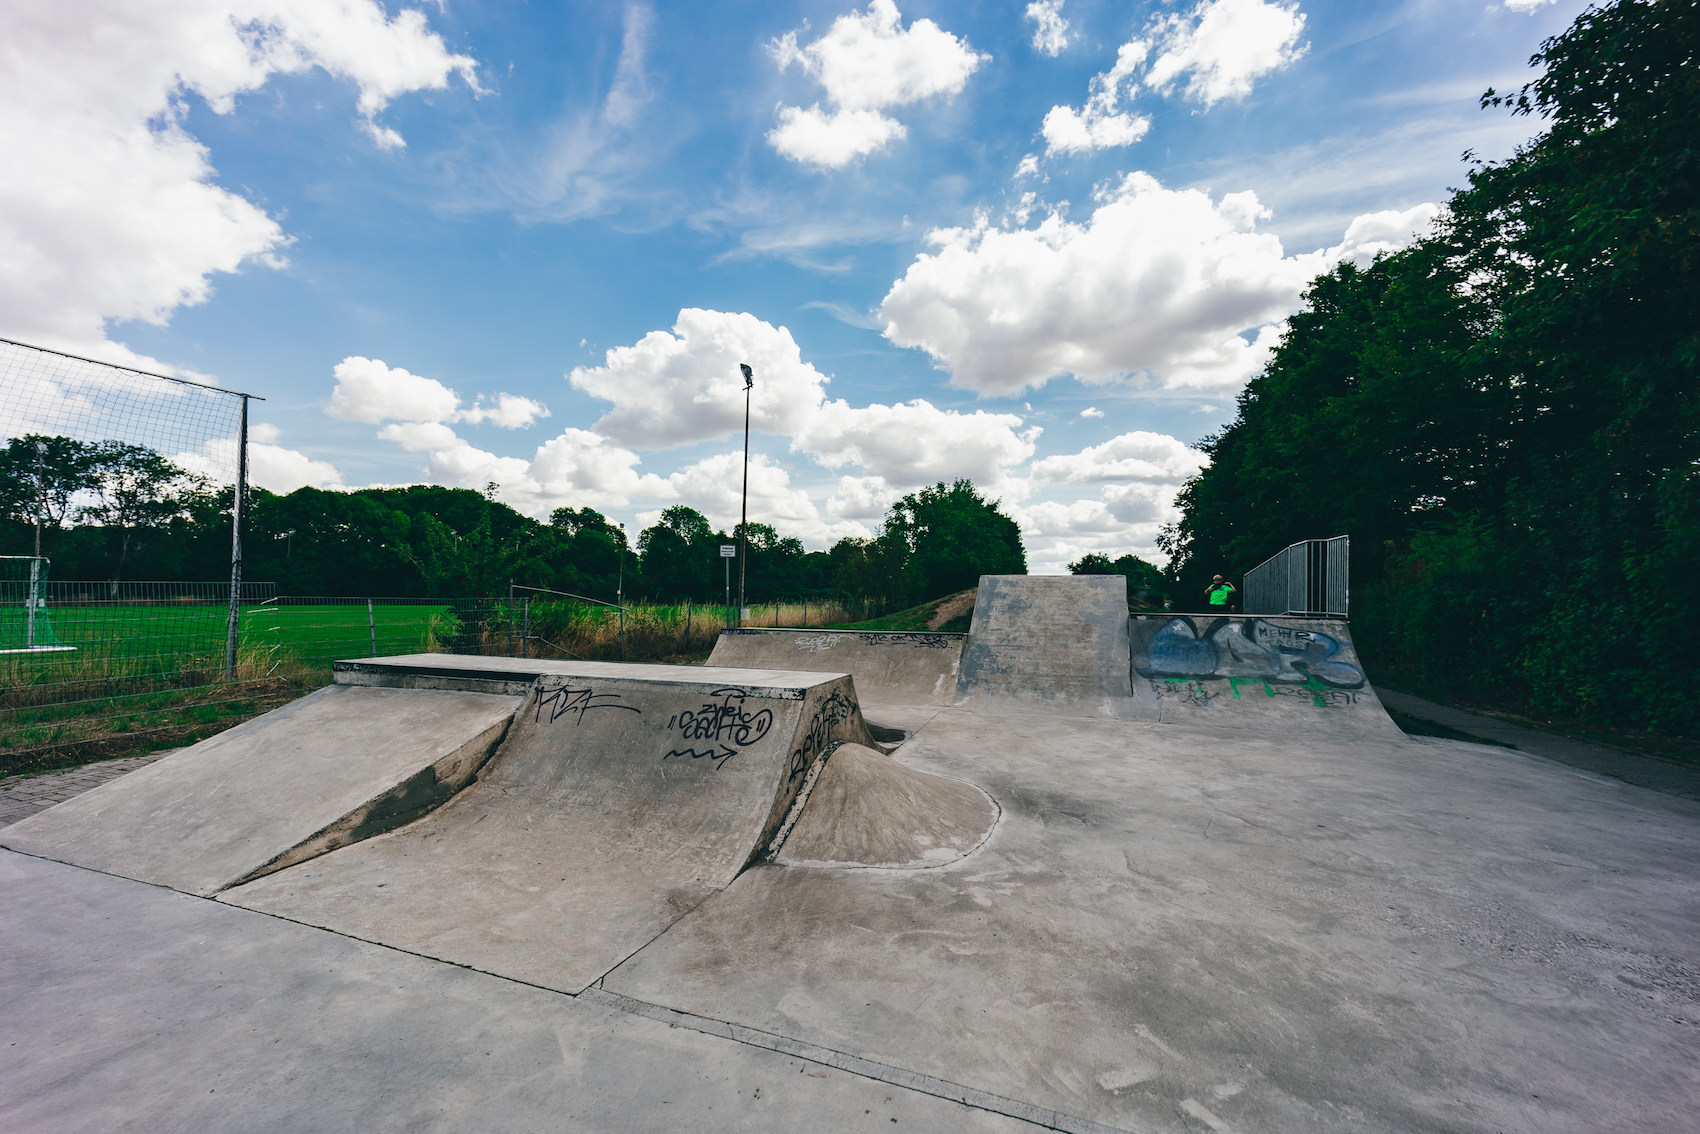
left=510, top=598, right=868, bottom=663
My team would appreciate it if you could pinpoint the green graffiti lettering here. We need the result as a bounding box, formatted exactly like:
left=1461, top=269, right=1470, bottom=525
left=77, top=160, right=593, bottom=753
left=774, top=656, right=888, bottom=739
left=1228, top=676, right=1275, bottom=699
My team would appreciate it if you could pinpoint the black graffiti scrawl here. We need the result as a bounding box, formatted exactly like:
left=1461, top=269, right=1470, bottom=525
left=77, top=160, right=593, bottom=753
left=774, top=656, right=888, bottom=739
left=1136, top=618, right=1365, bottom=704
left=664, top=687, right=775, bottom=770
left=786, top=687, right=858, bottom=786
left=533, top=682, right=641, bottom=725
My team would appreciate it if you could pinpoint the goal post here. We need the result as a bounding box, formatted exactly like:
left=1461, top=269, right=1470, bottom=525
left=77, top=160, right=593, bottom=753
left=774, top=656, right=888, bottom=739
left=0, top=555, right=75, bottom=653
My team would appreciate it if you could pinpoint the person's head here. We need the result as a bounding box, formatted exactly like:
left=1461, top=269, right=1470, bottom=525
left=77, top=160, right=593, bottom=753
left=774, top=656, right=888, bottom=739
left=1212, top=575, right=1224, bottom=583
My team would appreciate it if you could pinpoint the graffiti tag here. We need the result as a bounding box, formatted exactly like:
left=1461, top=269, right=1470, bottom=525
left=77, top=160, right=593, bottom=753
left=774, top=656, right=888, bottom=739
left=664, top=745, right=740, bottom=770
left=663, top=687, right=774, bottom=769
left=532, top=683, right=641, bottom=725
left=786, top=687, right=858, bottom=785
left=1137, top=617, right=1366, bottom=708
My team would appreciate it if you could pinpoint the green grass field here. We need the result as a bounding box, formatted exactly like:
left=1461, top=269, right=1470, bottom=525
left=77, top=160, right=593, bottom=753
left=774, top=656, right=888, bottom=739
left=0, top=602, right=478, bottom=772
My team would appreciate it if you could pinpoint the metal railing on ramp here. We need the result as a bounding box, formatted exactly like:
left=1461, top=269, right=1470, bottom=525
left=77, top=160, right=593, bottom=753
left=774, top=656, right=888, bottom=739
left=1243, top=535, right=1350, bottom=616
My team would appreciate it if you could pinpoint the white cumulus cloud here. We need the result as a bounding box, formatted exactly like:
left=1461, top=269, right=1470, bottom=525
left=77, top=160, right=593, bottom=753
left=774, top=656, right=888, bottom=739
left=1025, top=0, right=1070, bottom=57
left=568, top=310, right=830, bottom=448
left=1037, top=0, right=1305, bottom=157
left=879, top=172, right=1437, bottom=395
left=1504, top=0, right=1556, bottom=11
left=327, top=357, right=547, bottom=428
left=1031, top=431, right=1206, bottom=485
left=796, top=399, right=1039, bottom=494
left=568, top=309, right=1040, bottom=495
left=1144, top=0, right=1308, bottom=107
left=767, top=0, right=988, bottom=168
left=0, top=0, right=481, bottom=355
left=176, top=423, right=345, bottom=494
left=1013, top=430, right=1209, bottom=571
left=1042, top=42, right=1151, bottom=155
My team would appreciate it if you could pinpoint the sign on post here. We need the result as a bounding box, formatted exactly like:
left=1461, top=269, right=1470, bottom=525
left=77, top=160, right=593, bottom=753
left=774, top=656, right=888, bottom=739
left=720, top=545, right=736, bottom=557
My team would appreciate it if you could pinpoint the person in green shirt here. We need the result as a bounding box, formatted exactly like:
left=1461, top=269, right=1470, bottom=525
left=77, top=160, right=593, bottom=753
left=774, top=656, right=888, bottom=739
left=1205, top=575, right=1236, bottom=613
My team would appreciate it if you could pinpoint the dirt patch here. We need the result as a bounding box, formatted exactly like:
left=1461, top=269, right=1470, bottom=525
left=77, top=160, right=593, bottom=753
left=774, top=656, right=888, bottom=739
left=926, top=589, right=977, bottom=631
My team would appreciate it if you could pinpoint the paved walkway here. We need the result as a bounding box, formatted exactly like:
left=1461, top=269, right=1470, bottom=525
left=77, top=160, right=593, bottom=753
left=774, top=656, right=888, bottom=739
left=0, top=751, right=173, bottom=827
left=1379, top=688, right=1700, bottom=800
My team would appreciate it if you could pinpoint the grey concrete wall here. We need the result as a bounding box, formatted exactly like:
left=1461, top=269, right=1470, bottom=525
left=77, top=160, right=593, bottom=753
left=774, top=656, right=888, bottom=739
left=954, top=575, right=1136, bottom=715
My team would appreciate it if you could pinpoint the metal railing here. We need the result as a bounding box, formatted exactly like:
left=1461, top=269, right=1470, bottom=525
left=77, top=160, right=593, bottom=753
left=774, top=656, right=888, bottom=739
left=1242, top=536, right=1350, bottom=617
left=27, top=580, right=276, bottom=604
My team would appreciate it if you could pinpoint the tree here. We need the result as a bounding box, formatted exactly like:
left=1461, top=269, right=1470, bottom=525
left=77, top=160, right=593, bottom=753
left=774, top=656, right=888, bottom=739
left=883, top=480, right=1026, bottom=605
left=1162, top=0, right=1700, bottom=733
left=79, top=442, right=209, bottom=590
left=1069, top=552, right=1168, bottom=609
left=0, top=435, right=98, bottom=534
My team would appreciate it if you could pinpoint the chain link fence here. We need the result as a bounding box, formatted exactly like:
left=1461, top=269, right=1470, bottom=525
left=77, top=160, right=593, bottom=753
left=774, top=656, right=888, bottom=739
left=0, top=589, right=882, bottom=775
left=0, top=337, right=260, bottom=675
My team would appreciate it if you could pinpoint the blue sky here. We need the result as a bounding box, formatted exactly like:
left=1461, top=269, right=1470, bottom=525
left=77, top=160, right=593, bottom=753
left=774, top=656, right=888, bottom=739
left=1, top=0, right=1588, bottom=570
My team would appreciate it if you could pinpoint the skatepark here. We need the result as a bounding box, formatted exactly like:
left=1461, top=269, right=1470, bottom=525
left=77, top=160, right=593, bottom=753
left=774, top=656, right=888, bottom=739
left=2, top=574, right=1696, bottom=1132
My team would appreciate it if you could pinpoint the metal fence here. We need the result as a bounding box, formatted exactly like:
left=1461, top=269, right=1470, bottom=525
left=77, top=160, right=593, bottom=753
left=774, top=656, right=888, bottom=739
left=0, top=594, right=511, bottom=773
left=28, top=580, right=276, bottom=604
left=0, top=588, right=881, bottom=772
left=1242, top=536, right=1350, bottom=617
left=0, top=337, right=259, bottom=678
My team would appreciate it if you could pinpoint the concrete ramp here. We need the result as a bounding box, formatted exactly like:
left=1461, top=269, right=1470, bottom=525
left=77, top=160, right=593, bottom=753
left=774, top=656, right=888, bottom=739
left=709, top=628, right=964, bottom=707
left=223, top=660, right=876, bottom=994
left=0, top=685, right=519, bottom=895
left=1130, top=613, right=1403, bottom=741
left=954, top=575, right=1137, bottom=715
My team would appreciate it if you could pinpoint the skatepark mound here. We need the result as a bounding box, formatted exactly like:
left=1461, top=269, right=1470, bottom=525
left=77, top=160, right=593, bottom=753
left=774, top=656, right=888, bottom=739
left=768, top=742, right=997, bottom=869
left=220, top=655, right=880, bottom=993
left=709, top=628, right=963, bottom=707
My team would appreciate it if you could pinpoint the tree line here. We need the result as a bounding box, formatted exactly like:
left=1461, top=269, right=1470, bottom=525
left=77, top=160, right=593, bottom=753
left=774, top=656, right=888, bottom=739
left=1162, top=0, right=1696, bottom=734
left=0, top=436, right=1026, bottom=612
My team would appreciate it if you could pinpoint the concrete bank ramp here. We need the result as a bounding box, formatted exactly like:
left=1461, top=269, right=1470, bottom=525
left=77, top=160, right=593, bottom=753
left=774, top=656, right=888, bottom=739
left=709, top=628, right=964, bottom=707
left=223, top=660, right=876, bottom=994
left=0, top=685, right=519, bottom=895
left=954, top=574, right=1138, bottom=716
left=768, top=743, right=997, bottom=869
left=1130, top=613, right=1403, bottom=741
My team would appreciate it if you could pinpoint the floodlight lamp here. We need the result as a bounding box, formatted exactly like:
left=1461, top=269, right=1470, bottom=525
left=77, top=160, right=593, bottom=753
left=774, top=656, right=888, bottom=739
left=739, top=362, right=753, bottom=389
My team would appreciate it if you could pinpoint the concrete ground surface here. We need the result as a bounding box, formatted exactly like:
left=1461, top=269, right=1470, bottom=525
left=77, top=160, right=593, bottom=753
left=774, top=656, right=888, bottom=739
left=3, top=577, right=1697, bottom=1132
left=0, top=851, right=1039, bottom=1134
left=1380, top=688, right=1700, bottom=801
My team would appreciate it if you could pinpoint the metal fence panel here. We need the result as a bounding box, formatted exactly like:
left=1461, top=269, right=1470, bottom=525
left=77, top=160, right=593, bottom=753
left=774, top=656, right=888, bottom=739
left=1242, top=536, right=1349, bottom=616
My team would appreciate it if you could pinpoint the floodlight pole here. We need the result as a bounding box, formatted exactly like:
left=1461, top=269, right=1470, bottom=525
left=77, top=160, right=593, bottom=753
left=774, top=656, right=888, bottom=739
left=225, top=396, right=248, bottom=682
left=738, top=363, right=753, bottom=624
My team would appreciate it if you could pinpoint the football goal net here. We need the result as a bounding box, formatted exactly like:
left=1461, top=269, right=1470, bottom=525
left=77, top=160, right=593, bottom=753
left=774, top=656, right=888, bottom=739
left=0, top=556, right=74, bottom=653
